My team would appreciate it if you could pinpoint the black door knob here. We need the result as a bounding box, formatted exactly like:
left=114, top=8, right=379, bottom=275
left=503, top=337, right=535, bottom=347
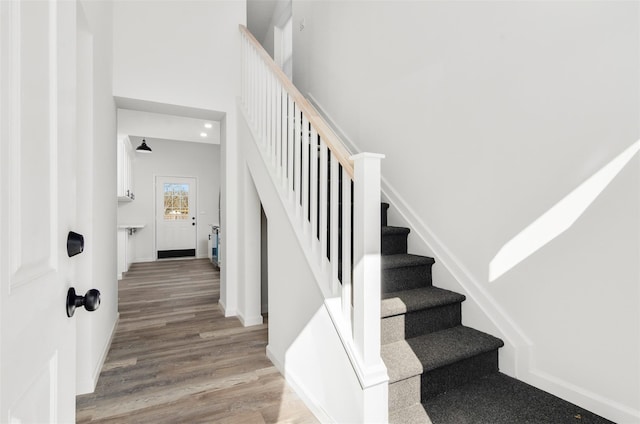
left=192, top=222, right=195, bottom=226
left=66, top=287, right=101, bottom=317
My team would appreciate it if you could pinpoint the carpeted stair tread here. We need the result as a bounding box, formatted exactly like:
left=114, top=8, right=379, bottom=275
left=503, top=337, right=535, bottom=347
left=422, top=372, right=614, bottom=424
left=381, top=287, right=465, bottom=318
left=382, top=254, right=435, bottom=270
left=382, top=326, right=504, bottom=383
left=390, top=403, right=433, bottom=424
left=382, top=226, right=411, bottom=236
left=382, top=226, right=411, bottom=255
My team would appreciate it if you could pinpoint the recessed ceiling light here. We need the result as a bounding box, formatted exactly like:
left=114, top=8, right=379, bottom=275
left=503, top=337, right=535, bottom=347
left=204, top=123, right=212, bottom=129
left=200, top=132, right=207, bottom=137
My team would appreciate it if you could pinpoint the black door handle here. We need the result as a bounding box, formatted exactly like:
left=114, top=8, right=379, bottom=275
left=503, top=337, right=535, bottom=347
left=66, top=287, right=101, bottom=317
left=67, top=231, right=84, bottom=257
left=192, top=222, right=196, bottom=226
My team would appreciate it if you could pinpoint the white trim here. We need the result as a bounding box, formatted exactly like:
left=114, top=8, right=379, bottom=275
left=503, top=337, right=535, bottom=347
left=266, top=345, right=333, bottom=424
left=132, top=257, right=155, bottom=264
left=236, top=310, right=263, bottom=327
left=526, top=369, right=640, bottom=424
left=91, top=313, right=119, bottom=388
left=77, top=313, right=119, bottom=395
left=218, top=299, right=236, bottom=317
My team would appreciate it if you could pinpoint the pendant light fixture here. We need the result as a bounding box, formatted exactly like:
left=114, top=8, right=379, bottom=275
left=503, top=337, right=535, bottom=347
left=136, top=138, right=152, bottom=153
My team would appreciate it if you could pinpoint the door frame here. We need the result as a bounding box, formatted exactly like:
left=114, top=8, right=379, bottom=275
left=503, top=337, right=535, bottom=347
left=154, top=175, right=199, bottom=260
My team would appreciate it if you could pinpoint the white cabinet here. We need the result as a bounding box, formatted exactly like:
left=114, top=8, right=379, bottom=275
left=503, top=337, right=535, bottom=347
left=117, top=225, right=144, bottom=279
left=117, top=136, right=135, bottom=201
left=117, top=229, right=133, bottom=280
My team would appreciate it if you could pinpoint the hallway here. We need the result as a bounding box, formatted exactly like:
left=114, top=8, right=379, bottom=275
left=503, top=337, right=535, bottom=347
left=76, top=259, right=317, bottom=423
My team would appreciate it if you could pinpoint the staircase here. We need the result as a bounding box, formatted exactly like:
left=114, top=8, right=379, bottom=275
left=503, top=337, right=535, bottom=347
left=380, top=202, right=503, bottom=422
left=239, top=24, right=615, bottom=424
left=380, top=203, right=614, bottom=424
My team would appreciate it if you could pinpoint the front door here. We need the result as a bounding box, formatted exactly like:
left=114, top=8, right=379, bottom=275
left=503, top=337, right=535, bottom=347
left=156, top=177, right=198, bottom=259
left=1, top=1, right=78, bottom=422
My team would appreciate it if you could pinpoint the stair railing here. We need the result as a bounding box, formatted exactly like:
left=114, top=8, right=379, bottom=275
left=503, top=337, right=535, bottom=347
left=239, top=25, right=387, bottom=390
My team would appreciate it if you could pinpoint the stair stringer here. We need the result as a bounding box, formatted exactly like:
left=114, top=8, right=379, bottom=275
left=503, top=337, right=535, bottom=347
left=237, top=102, right=388, bottom=423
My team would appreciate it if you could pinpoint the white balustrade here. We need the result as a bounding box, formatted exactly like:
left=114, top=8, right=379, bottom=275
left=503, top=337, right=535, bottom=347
left=239, top=25, right=385, bottom=390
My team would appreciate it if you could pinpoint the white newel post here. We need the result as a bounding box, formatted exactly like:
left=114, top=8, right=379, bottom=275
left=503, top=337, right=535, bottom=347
left=352, top=152, right=388, bottom=424
left=352, top=152, right=384, bottom=366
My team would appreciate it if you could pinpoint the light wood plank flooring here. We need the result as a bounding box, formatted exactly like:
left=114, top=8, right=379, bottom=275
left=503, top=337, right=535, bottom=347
left=76, top=259, right=318, bottom=424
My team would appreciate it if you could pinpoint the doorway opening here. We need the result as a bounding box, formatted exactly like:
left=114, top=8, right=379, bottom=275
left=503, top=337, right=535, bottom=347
left=114, top=97, right=224, bottom=276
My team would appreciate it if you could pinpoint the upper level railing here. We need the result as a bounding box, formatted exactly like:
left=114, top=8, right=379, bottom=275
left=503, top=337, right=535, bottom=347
left=239, top=25, right=387, bottom=390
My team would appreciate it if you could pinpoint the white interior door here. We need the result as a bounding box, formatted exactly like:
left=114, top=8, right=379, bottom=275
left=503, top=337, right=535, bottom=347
left=1, top=1, right=78, bottom=422
left=156, top=177, right=198, bottom=258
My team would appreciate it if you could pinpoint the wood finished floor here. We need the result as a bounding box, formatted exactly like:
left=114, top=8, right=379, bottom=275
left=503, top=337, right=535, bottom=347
left=76, top=259, right=318, bottom=424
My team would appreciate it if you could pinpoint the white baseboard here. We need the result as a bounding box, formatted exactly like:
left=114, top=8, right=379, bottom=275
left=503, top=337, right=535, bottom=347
left=266, top=345, right=333, bottom=424
left=218, top=299, right=237, bottom=317
left=527, top=369, right=640, bottom=424
left=76, top=313, right=119, bottom=395
left=132, top=257, right=154, bottom=264
left=237, top=310, right=263, bottom=327
left=92, top=313, right=119, bottom=386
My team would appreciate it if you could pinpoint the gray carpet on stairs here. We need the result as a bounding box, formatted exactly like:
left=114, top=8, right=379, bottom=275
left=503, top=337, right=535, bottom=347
left=381, top=287, right=465, bottom=317
left=421, top=373, right=614, bottom=424
left=381, top=254, right=435, bottom=292
left=381, top=287, right=466, bottom=344
left=380, top=204, right=614, bottom=424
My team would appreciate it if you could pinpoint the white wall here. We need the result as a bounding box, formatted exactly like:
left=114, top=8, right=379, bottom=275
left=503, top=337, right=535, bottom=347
left=75, top=0, right=119, bottom=395
left=293, top=1, right=639, bottom=422
left=112, top=0, right=245, bottom=316
left=117, top=138, right=220, bottom=262
left=113, top=1, right=241, bottom=114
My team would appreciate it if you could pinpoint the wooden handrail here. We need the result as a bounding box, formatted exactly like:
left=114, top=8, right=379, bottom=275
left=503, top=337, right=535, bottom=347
left=239, top=24, right=355, bottom=178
